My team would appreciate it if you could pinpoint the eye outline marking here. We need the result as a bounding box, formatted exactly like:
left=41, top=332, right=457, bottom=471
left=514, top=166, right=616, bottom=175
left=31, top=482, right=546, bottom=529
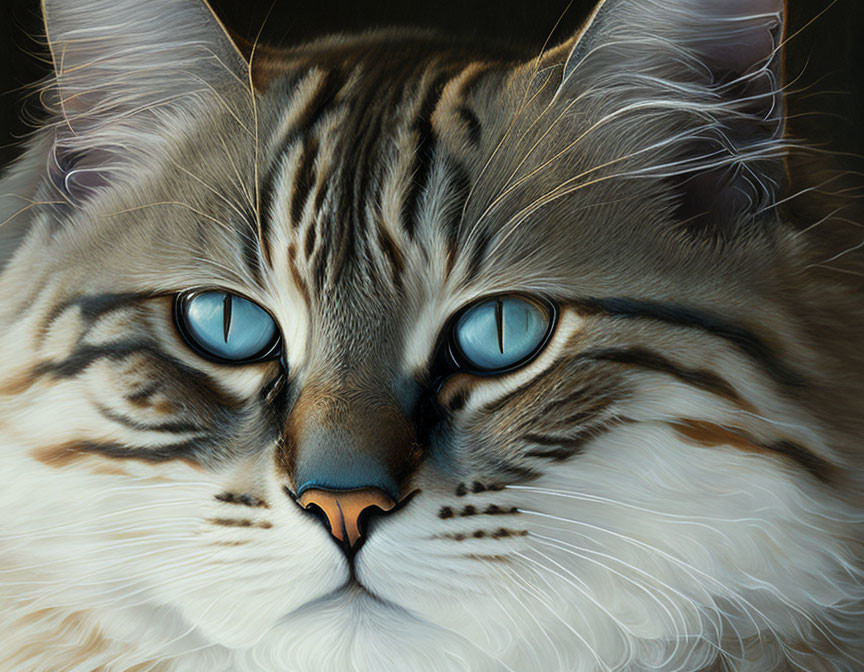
left=432, top=293, right=560, bottom=382
left=173, top=290, right=283, bottom=366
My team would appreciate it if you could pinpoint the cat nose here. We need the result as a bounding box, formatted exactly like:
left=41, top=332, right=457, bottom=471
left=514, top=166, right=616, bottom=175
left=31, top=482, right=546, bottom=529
left=298, top=487, right=396, bottom=551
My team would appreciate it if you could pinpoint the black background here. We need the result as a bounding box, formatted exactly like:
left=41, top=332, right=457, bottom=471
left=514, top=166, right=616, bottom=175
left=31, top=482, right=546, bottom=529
left=1, top=0, right=862, bottom=169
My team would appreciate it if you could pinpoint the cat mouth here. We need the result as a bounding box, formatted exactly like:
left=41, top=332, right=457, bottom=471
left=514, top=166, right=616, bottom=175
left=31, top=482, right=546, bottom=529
left=331, top=569, right=404, bottom=610
left=338, top=576, right=394, bottom=605
left=279, top=577, right=407, bottom=624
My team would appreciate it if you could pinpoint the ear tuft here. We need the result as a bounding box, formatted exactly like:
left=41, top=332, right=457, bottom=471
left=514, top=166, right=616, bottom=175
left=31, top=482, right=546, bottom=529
left=47, top=141, right=111, bottom=203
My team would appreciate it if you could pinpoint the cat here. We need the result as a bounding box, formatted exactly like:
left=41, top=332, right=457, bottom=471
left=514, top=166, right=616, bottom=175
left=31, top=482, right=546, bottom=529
left=0, top=0, right=862, bottom=670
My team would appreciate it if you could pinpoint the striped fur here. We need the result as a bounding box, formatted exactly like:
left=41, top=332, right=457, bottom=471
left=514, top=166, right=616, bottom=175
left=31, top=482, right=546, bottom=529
left=0, top=0, right=862, bottom=670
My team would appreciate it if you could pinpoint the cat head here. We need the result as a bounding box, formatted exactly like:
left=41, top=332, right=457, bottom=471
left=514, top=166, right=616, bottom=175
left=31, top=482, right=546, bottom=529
left=1, top=0, right=861, bottom=670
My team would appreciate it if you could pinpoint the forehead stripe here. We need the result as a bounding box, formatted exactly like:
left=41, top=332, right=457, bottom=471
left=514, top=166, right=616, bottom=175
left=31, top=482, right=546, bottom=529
left=259, top=69, right=345, bottom=266
left=400, top=66, right=466, bottom=240
left=291, top=136, right=320, bottom=231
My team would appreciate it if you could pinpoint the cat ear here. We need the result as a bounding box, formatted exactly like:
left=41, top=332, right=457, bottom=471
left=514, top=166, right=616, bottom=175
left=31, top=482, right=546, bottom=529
left=41, top=0, right=249, bottom=202
left=550, top=0, right=787, bottom=235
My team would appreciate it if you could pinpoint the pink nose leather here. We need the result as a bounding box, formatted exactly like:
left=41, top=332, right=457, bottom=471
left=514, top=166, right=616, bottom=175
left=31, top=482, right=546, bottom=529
left=298, top=488, right=396, bottom=548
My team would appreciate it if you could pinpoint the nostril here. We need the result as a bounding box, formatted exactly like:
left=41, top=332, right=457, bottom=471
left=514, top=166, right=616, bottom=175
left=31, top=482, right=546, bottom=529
left=354, top=502, right=392, bottom=543
left=301, top=501, right=332, bottom=534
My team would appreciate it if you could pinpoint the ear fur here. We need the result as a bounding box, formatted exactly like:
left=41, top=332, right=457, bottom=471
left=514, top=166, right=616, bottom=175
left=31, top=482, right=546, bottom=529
left=551, top=0, right=788, bottom=236
left=40, top=0, right=249, bottom=202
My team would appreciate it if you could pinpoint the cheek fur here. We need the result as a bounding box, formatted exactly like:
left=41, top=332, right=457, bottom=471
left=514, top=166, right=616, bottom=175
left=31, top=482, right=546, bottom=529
left=0, top=0, right=862, bottom=668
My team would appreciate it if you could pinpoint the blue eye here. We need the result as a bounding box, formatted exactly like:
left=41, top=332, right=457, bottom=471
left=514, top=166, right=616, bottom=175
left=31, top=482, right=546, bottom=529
left=175, top=291, right=280, bottom=363
left=452, top=296, right=555, bottom=372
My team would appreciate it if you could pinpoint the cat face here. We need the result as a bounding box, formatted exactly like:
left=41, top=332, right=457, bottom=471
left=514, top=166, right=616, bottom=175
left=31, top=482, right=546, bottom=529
left=1, top=0, right=862, bottom=670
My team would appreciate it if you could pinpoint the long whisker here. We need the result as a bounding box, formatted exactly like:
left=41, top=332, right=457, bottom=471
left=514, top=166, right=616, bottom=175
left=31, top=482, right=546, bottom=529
left=170, top=165, right=250, bottom=222
left=519, top=508, right=771, bottom=637
left=476, top=558, right=567, bottom=671
left=458, top=71, right=556, bottom=248
left=246, top=2, right=279, bottom=267
left=510, top=550, right=614, bottom=672
left=521, top=506, right=861, bottom=662
left=529, top=534, right=715, bottom=667
left=456, top=0, right=577, bottom=235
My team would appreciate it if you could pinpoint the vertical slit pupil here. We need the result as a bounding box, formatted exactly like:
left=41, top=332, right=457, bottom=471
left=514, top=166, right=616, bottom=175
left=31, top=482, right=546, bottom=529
left=495, top=299, right=505, bottom=354
left=222, top=294, right=233, bottom=343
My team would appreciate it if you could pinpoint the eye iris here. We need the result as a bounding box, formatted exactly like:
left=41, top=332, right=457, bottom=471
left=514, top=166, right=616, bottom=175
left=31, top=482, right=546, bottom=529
left=183, top=292, right=277, bottom=361
left=454, top=296, right=551, bottom=371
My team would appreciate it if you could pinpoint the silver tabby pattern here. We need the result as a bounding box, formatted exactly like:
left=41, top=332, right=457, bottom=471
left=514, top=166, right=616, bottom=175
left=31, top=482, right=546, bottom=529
left=0, top=0, right=862, bottom=670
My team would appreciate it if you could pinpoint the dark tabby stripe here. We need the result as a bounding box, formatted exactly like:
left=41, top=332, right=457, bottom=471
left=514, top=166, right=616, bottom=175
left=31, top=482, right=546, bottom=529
left=573, top=297, right=806, bottom=388
left=292, top=136, right=320, bottom=229
left=439, top=504, right=519, bottom=519
left=215, top=492, right=269, bottom=508
left=39, top=292, right=154, bottom=344
left=125, top=382, right=162, bottom=406
left=545, top=397, right=617, bottom=433
left=286, top=243, right=311, bottom=305
left=523, top=417, right=623, bottom=461
left=376, top=220, right=406, bottom=283
left=35, top=340, right=245, bottom=409
left=578, top=346, right=750, bottom=409
left=36, top=439, right=202, bottom=467
left=446, top=389, right=468, bottom=412
left=259, top=370, right=287, bottom=406
left=95, top=403, right=203, bottom=435
left=259, top=70, right=345, bottom=263
left=672, top=419, right=834, bottom=483
left=401, top=69, right=462, bottom=239
left=304, top=216, right=318, bottom=259
left=207, top=518, right=273, bottom=529
left=456, top=105, right=482, bottom=147
left=35, top=340, right=163, bottom=378
left=454, top=482, right=505, bottom=496
left=443, top=528, right=528, bottom=541
left=523, top=433, right=592, bottom=461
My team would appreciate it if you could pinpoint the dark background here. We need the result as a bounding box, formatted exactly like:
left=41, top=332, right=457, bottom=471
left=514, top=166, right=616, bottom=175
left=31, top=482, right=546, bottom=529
left=1, top=0, right=862, bottom=169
